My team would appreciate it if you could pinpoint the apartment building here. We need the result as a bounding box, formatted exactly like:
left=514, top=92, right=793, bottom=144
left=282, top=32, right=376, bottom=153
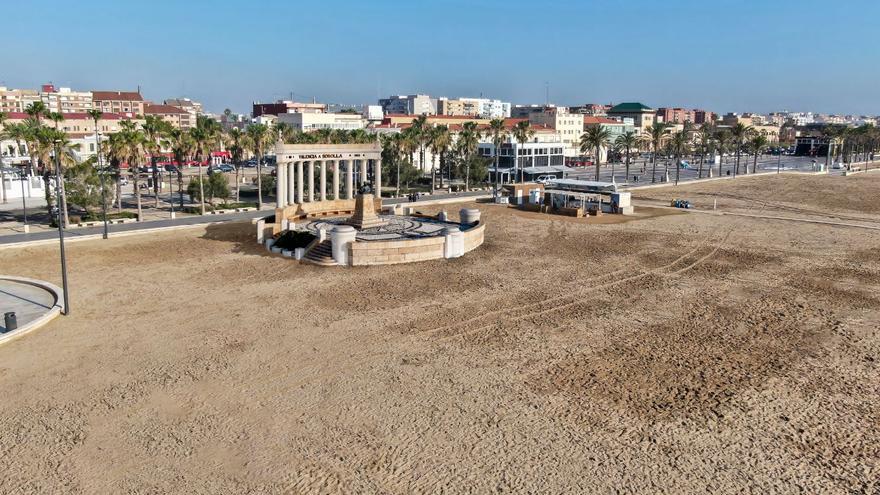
left=526, top=107, right=584, bottom=157
left=378, top=95, right=437, bottom=115
left=40, top=84, right=93, bottom=113
left=656, top=107, right=694, bottom=125
left=437, top=97, right=511, bottom=118
left=252, top=100, right=327, bottom=117
left=92, top=90, right=145, bottom=117
left=607, top=102, right=656, bottom=133
left=276, top=112, right=366, bottom=132
left=0, top=87, right=41, bottom=113
left=144, top=104, right=193, bottom=129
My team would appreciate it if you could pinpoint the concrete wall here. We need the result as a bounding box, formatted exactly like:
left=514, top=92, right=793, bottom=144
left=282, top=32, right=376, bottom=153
left=350, top=223, right=485, bottom=266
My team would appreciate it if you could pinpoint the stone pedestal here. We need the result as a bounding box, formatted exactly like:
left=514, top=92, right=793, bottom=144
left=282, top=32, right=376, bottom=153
left=330, top=225, right=357, bottom=266
left=443, top=226, right=464, bottom=259
left=460, top=208, right=481, bottom=226
left=346, top=193, right=386, bottom=229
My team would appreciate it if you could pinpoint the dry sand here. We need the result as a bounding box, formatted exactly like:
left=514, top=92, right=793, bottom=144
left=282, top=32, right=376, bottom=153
left=0, top=173, right=878, bottom=493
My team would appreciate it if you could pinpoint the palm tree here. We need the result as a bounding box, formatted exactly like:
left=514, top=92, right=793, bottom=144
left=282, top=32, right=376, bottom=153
left=714, top=128, right=731, bottom=177
left=25, top=101, right=49, bottom=125
left=428, top=125, right=451, bottom=190
left=225, top=127, right=247, bottom=201
left=486, top=118, right=507, bottom=197
left=118, top=120, right=147, bottom=220
left=142, top=115, right=172, bottom=207
left=410, top=115, right=430, bottom=174
left=645, top=123, right=670, bottom=183
left=398, top=126, right=419, bottom=193
left=512, top=120, right=535, bottom=183
left=581, top=126, right=612, bottom=181
left=614, top=130, right=639, bottom=184
left=0, top=112, right=8, bottom=204
left=457, top=122, right=480, bottom=191
left=105, top=131, right=126, bottom=212
left=730, top=122, right=753, bottom=176
left=163, top=128, right=194, bottom=208
left=86, top=109, right=110, bottom=227
left=696, top=123, right=715, bottom=178
left=190, top=116, right=222, bottom=214
left=2, top=122, right=29, bottom=180
left=46, top=112, right=74, bottom=227
left=669, top=130, right=690, bottom=185
left=245, top=123, right=275, bottom=210
left=748, top=134, right=769, bottom=174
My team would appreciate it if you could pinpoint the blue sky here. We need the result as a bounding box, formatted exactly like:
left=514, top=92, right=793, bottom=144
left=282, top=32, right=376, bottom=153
left=3, top=0, right=878, bottom=115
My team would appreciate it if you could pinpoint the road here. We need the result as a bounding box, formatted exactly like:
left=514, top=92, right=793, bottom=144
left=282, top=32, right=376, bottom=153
left=0, top=190, right=489, bottom=246
left=566, top=154, right=833, bottom=184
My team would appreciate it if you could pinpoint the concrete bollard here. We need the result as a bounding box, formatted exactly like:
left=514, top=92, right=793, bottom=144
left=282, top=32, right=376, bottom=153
left=318, top=227, right=328, bottom=242
left=294, top=247, right=305, bottom=260
left=256, top=219, right=266, bottom=244
left=459, top=208, right=481, bottom=226
left=443, top=226, right=464, bottom=259
left=330, top=225, right=357, bottom=266
left=438, top=210, right=448, bottom=221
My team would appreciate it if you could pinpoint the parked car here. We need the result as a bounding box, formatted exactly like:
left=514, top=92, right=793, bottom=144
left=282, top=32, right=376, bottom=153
left=164, top=164, right=180, bottom=173
left=535, top=175, right=556, bottom=184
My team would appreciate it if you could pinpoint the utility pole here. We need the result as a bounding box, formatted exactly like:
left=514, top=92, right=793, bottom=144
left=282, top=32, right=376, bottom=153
left=53, top=140, right=71, bottom=315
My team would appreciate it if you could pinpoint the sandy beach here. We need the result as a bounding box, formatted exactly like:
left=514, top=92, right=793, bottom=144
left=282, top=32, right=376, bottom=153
left=0, top=173, right=877, bottom=493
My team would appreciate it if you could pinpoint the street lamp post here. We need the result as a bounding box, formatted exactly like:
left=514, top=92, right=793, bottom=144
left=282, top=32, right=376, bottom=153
left=53, top=140, right=71, bottom=315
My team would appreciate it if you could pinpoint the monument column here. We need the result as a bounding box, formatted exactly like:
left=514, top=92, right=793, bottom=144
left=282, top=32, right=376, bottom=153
left=287, top=161, right=296, bottom=205
left=276, top=159, right=287, bottom=207
left=333, top=160, right=340, bottom=200
left=360, top=159, right=368, bottom=186
left=374, top=158, right=382, bottom=198
left=307, top=161, right=315, bottom=202
left=319, top=160, right=327, bottom=201
left=346, top=160, right=354, bottom=199
left=296, top=161, right=304, bottom=204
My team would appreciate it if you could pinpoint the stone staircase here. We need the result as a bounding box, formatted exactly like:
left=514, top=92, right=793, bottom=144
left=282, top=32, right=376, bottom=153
left=303, top=240, right=336, bottom=266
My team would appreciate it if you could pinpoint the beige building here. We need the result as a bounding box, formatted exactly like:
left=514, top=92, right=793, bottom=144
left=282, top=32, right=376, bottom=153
left=144, top=104, right=193, bottom=129
left=527, top=107, right=584, bottom=157
left=92, top=90, right=145, bottom=117
left=0, top=87, right=40, bottom=113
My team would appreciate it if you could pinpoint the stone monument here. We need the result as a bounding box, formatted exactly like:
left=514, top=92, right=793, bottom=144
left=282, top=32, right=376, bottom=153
left=346, top=184, right=386, bottom=229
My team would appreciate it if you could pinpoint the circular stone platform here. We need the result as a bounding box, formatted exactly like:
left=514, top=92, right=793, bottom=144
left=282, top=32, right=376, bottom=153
left=303, top=215, right=459, bottom=241
left=0, top=276, right=63, bottom=346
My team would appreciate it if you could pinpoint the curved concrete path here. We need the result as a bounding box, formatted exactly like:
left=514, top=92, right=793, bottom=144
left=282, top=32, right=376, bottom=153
left=0, top=276, right=63, bottom=346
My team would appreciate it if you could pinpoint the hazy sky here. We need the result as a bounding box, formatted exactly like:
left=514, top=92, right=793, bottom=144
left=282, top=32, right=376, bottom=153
left=3, top=0, right=878, bottom=115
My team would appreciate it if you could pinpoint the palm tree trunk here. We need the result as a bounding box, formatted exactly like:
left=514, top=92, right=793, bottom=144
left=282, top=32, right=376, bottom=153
left=718, top=152, right=723, bottom=178
left=431, top=153, right=436, bottom=193
left=625, top=149, right=631, bottom=182
left=466, top=157, right=471, bottom=192
left=651, top=152, right=657, bottom=183
left=235, top=161, right=241, bottom=202
left=198, top=155, right=206, bottom=214
left=595, top=145, right=601, bottom=181
left=675, top=154, right=680, bottom=185
left=116, top=168, right=123, bottom=213
left=439, top=151, right=444, bottom=189
left=698, top=148, right=704, bottom=178
left=753, top=153, right=758, bottom=174
left=256, top=146, right=263, bottom=210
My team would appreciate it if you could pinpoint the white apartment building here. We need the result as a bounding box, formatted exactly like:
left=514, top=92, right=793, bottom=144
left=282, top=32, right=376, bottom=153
left=438, top=97, right=511, bottom=118
left=41, top=85, right=93, bottom=113
left=277, top=112, right=367, bottom=132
